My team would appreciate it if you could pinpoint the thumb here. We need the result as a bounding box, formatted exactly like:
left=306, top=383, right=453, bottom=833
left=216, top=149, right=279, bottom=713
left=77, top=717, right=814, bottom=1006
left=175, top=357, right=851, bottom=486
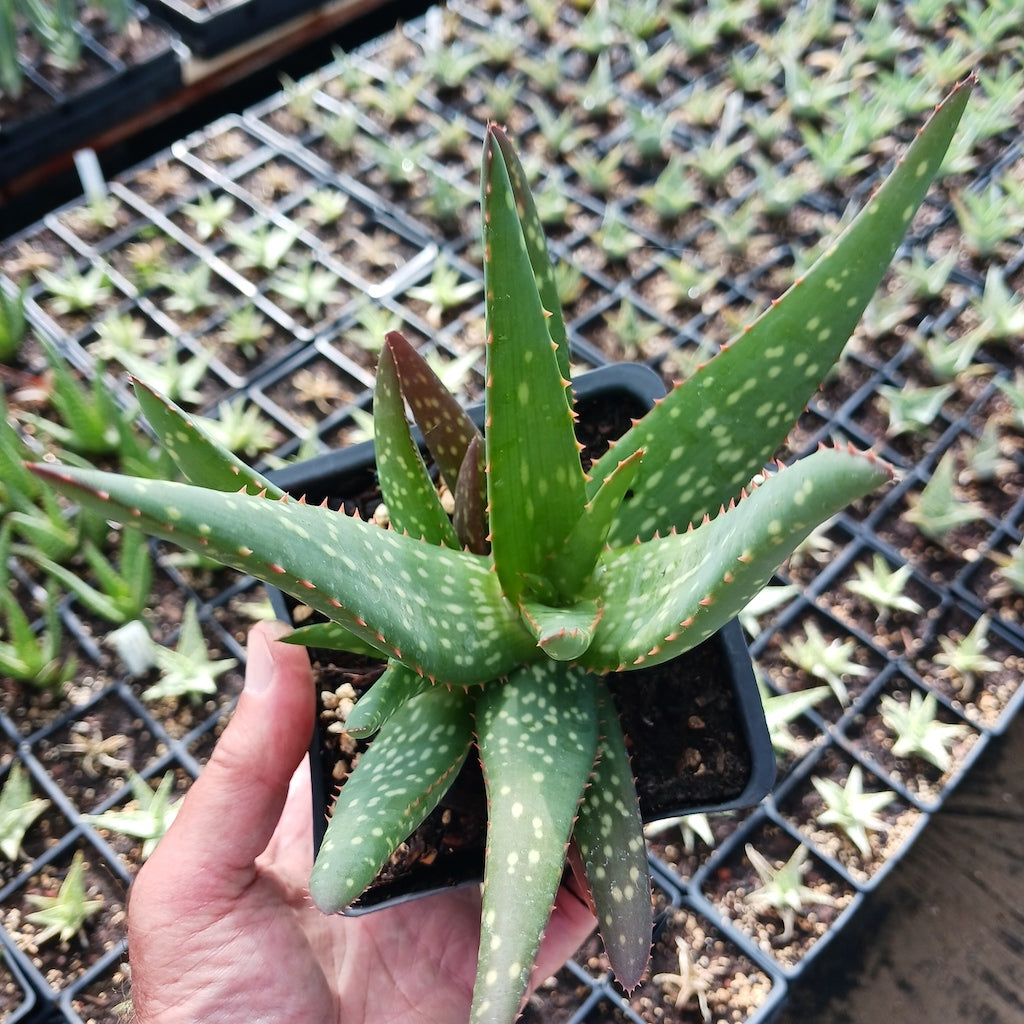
left=150, top=619, right=315, bottom=891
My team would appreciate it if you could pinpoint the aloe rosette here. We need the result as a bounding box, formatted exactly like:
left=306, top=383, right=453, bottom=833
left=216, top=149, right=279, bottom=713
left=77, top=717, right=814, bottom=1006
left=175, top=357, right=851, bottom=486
left=32, top=79, right=970, bottom=1023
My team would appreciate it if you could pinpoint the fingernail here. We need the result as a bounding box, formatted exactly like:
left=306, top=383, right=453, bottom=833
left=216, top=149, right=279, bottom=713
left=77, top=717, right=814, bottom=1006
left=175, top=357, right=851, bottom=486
left=243, top=624, right=279, bottom=697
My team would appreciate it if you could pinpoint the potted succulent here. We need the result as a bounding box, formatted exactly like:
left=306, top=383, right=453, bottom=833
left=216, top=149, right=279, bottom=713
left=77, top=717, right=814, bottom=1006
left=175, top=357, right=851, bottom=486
left=32, top=78, right=970, bottom=1023
left=263, top=355, right=775, bottom=914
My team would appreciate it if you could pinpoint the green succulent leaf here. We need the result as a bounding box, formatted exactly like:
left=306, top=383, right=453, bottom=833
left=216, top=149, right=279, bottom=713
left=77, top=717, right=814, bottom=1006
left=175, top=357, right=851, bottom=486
left=309, top=683, right=475, bottom=913
left=383, top=330, right=484, bottom=495
left=487, top=125, right=570, bottom=380
left=472, top=660, right=600, bottom=1024
left=281, top=620, right=384, bottom=658
left=596, top=77, right=972, bottom=545
left=374, top=337, right=460, bottom=547
left=28, top=464, right=538, bottom=684
left=518, top=595, right=602, bottom=661
left=24, top=850, right=104, bottom=946
left=483, top=125, right=589, bottom=605
left=131, top=376, right=285, bottom=499
left=580, top=446, right=893, bottom=671
left=572, top=679, right=652, bottom=990
left=454, top=433, right=488, bottom=554
left=552, top=447, right=646, bottom=597
left=0, top=762, right=50, bottom=862
left=344, top=660, right=432, bottom=739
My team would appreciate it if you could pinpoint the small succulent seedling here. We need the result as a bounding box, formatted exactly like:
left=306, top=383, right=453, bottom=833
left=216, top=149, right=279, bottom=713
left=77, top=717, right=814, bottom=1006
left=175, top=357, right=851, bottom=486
left=122, top=238, right=169, bottom=290
left=905, top=450, right=985, bottom=544
left=142, top=602, right=238, bottom=703
left=217, top=304, right=272, bottom=359
left=84, top=770, right=180, bottom=860
left=877, top=382, right=954, bottom=437
left=19, top=334, right=134, bottom=458
left=593, top=209, right=644, bottom=262
left=196, top=399, right=278, bottom=458
left=35, top=260, right=112, bottom=316
left=404, top=255, right=481, bottom=327
left=910, top=326, right=985, bottom=383
left=225, top=221, right=301, bottom=274
left=18, top=0, right=81, bottom=72
left=601, top=299, right=666, bottom=355
left=637, top=154, right=699, bottom=222
left=24, top=850, right=104, bottom=947
left=743, top=842, right=838, bottom=942
left=651, top=934, right=712, bottom=1019
left=0, top=528, right=76, bottom=690
left=32, top=85, right=970, bottom=1023
left=968, top=266, right=1024, bottom=345
left=811, top=765, right=895, bottom=858
left=180, top=190, right=237, bottom=242
left=90, top=313, right=162, bottom=362
left=779, top=619, right=872, bottom=707
left=992, top=542, right=1024, bottom=597
left=643, top=812, right=714, bottom=854
left=625, top=103, right=672, bottom=162
left=270, top=259, right=344, bottom=321
left=896, top=247, right=958, bottom=300
left=1, top=397, right=82, bottom=562
left=157, top=262, right=218, bottom=317
left=17, top=527, right=153, bottom=627
left=879, top=690, right=971, bottom=773
left=304, top=187, right=350, bottom=226
left=952, top=174, right=1024, bottom=257
left=0, top=762, right=50, bottom=861
left=57, top=721, right=130, bottom=777
left=114, top=347, right=213, bottom=408
left=845, top=553, right=924, bottom=619
left=568, top=144, right=626, bottom=198
left=756, top=674, right=831, bottom=757
left=933, top=614, right=1001, bottom=698
left=738, top=583, right=800, bottom=639
left=963, top=420, right=1014, bottom=483
left=995, top=372, right=1024, bottom=432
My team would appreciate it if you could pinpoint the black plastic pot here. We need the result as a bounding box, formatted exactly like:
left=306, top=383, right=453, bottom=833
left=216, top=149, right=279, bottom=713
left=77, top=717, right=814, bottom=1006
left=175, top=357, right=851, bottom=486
left=143, top=0, right=335, bottom=56
left=0, top=8, right=182, bottom=186
left=268, top=362, right=775, bottom=912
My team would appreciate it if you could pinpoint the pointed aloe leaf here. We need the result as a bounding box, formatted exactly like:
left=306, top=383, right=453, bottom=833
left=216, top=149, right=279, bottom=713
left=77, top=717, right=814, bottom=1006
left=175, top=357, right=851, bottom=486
left=518, top=595, right=602, bottom=661
left=384, top=331, right=484, bottom=494
left=550, top=448, right=646, bottom=597
left=309, top=684, right=475, bottom=913
left=483, top=125, right=588, bottom=604
left=595, top=78, right=972, bottom=545
left=580, top=446, right=893, bottom=672
left=344, top=660, right=433, bottom=739
left=28, top=464, right=538, bottom=685
left=472, top=660, right=600, bottom=1024
left=281, top=621, right=384, bottom=658
left=453, top=434, right=488, bottom=554
left=374, top=338, right=459, bottom=547
left=573, top=680, right=652, bottom=990
left=488, top=125, right=569, bottom=381
left=132, top=376, right=285, bottom=498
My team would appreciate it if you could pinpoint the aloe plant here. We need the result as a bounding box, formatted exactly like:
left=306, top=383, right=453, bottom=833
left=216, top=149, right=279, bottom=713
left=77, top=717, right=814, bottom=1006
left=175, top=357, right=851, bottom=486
left=31, top=82, right=970, bottom=1023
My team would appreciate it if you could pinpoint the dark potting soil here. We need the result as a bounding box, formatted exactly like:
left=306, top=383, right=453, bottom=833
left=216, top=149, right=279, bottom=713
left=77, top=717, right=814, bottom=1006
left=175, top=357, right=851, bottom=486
left=312, top=633, right=754, bottom=911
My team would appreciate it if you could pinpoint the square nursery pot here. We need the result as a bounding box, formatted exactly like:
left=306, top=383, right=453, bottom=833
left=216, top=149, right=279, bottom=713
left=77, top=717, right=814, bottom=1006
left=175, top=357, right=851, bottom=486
left=268, top=363, right=775, bottom=913
left=0, top=6, right=182, bottom=186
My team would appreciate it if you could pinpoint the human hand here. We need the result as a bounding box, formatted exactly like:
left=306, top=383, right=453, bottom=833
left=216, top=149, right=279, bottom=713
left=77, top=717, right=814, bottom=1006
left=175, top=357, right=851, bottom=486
left=127, top=620, right=596, bottom=1024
